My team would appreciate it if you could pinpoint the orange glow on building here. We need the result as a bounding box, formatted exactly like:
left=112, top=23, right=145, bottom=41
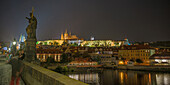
left=36, top=48, right=62, bottom=62
left=119, top=61, right=124, bottom=65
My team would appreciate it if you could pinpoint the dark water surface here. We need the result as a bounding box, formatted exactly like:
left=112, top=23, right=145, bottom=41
left=67, top=69, right=170, bottom=85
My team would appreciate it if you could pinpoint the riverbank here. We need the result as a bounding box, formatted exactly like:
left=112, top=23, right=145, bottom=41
left=114, top=65, right=170, bottom=72
left=48, top=64, right=170, bottom=73
left=67, top=66, right=103, bottom=72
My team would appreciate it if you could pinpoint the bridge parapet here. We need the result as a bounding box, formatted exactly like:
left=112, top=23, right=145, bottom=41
left=21, top=61, right=87, bottom=85
left=0, top=55, right=12, bottom=85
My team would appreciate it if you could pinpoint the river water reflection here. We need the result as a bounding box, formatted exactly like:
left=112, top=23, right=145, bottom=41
left=67, top=69, right=170, bottom=85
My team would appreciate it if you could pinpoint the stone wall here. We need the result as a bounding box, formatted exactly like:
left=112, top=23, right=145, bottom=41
left=117, top=65, right=170, bottom=72
left=0, top=63, right=12, bottom=85
left=21, top=61, right=87, bottom=85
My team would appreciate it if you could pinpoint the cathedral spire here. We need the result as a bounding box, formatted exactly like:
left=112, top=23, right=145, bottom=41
left=69, top=32, right=71, bottom=36
left=61, top=32, right=64, bottom=40
left=65, top=29, right=67, bottom=34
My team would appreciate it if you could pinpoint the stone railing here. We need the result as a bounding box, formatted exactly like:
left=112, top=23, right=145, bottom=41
left=0, top=55, right=12, bottom=85
left=21, top=61, right=88, bottom=85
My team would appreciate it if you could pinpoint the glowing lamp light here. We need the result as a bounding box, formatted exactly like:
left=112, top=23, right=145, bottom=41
left=155, top=59, right=160, bottom=62
left=162, top=59, right=167, bottom=62
left=119, top=61, right=124, bottom=64
left=3, top=47, right=7, bottom=50
left=13, top=42, right=16, bottom=45
left=91, top=37, right=94, bottom=40
left=16, top=46, right=19, bottom=50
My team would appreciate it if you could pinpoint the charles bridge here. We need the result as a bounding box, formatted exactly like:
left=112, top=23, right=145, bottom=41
left=0, top=55, right=87, bottom=85
left=0, top=9, right=87, bottom=85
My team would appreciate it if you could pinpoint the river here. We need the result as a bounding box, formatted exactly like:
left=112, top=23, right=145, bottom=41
left=67, top=69, right=170, bottom=85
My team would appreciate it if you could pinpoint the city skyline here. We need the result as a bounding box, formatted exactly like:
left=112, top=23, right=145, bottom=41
left=0, top=0, right=170, bottom=42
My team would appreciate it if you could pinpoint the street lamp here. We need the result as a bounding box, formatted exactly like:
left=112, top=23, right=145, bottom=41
left=11, top=38, right=17, bottom=55
left=13, top=41, right=16, bottom=45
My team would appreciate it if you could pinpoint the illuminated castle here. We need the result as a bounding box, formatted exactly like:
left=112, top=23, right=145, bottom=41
left=61, top=29, right=78, bottom=40
left=36, top=29, right=129, bottom=47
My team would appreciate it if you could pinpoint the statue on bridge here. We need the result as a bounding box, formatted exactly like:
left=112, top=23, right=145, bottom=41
left=25, top=7, right=38, bottom=63
left=26, top=7, right=37, bottom=39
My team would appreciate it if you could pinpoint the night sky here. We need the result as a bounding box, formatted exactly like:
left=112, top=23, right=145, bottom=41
left=0, top=0, right=170, bottom=42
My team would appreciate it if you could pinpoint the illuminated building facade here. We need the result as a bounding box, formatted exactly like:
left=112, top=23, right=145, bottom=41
left=81, top=38, right=129, bottom=47
left=67, top=57, right=98, bottom=66
left=61, top=29, right=79, bottom=40
left=150, top=52, right=170, bottom=65
left=37, top=40, right=64, bottom=46
left=19, top=34, right=26, bottom=43
left=68, top=61, right=98, bottom=66
left=36, top=30, right=130, bottom=47
left=37, top=29, right=84, bottom=46
left=36, top=48, right=62, bottom=62
left=9, top=34, right=26, bottom=51
left=118, top=45, right=155, bottom=64
left=18, top=34, right=26, bottom=50
left=88, top=47, right=119, bottom=65
left=99, top=54, right=113, bottom=65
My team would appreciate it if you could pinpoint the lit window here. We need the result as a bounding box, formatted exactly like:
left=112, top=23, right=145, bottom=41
left=162, top=59, right=167, bottom=62
left=155, top=59, right=160, bottom=63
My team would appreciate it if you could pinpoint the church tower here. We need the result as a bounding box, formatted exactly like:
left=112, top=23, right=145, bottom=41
left=61, top=32, right=64, bottom=40
left=64, top=29, right=68, bottom=39
left=69, top=32, right=71, bottom=36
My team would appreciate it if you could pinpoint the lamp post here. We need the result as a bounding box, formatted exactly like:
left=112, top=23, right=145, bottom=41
left=11, top=38, right=17, bottom=56
left=13, top=41, right=16, bottom=45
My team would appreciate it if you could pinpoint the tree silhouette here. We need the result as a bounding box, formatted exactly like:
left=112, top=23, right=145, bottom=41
left=61, top=53, right=68, bottom=63
left=136, top=59, right=143, bottom=63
